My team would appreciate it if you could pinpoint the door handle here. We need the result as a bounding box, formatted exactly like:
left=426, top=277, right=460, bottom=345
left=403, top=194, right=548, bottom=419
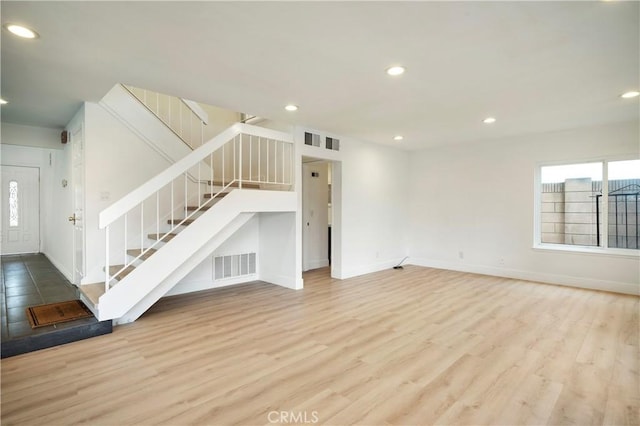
left=68, top=214, right=76, bottom=225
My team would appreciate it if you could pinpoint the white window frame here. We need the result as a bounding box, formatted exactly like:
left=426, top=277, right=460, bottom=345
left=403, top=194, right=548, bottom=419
left=8, top=180, right=19, bottom=227
left=533, top=155, right=640, bottom=258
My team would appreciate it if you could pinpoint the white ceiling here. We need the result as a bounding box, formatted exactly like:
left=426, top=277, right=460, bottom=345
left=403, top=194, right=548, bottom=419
left=1, top=1, right=638, bottom=150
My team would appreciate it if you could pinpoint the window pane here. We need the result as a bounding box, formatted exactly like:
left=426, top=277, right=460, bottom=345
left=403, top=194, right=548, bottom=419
left=541, top=162, right=602, bottom=183
left=608, top=160, right=640, bottom=250
left=9, top=181, right=18, bottom=227
left=540, top=163, right=602, bottom=247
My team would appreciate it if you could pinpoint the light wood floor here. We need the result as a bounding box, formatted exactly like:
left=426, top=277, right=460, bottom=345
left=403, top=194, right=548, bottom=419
left=1, top=266, right=638, bottom=425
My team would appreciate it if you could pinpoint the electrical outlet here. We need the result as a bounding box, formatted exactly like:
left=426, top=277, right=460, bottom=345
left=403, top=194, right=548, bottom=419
left=499, top=258, right=505, bottom=266
left=458, top=251, right=464, bottom=260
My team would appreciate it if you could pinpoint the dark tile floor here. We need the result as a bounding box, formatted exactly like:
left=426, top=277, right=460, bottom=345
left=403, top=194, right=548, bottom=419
left=1, top=253, right=82, bottom=342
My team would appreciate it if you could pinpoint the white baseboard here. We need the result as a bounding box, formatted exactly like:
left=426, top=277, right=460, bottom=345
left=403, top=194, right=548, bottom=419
left=339, top=258, right=405, bottom=280
left=260, top=271, right=301, bottom=290
left=409, top=257, right=639, bottom=296
left=42, top=252, right=73, bottom=282
left=304, top=259, right=329, bottom=271
left=166, top=274, right=258, bottom=296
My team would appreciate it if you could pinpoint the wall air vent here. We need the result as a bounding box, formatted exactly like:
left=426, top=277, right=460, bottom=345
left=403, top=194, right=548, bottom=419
left=214, top=253, right=257, bottom=280
left=304, top=132, right=321, bottom=147
left=326, top=137, right=340, bottom=151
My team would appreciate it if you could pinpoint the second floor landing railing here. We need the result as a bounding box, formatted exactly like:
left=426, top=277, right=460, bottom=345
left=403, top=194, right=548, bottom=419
left=123, top=84, right=208, bottom=150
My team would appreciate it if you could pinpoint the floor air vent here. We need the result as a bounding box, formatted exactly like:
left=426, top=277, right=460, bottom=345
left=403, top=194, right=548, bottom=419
left=214, top=253, right=256, bottom=280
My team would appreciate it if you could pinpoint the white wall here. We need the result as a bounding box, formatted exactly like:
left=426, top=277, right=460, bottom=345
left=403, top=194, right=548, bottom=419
left=200, top=103, right=241, bottom=142
left=1, top=130, right=74, bottom=279
left=408, top=120, right=640, bottom=294
left=46, top=141, right=74, bottom=278
left=1, top=122, right=62, bottom=150
left=339, top=137, right=410, bottom=278
left=259, top=212, right=299, bottom=289
left=254, top=119, right=294, bottom=134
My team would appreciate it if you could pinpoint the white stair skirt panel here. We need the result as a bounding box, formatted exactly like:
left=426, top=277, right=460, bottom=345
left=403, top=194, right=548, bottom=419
left=113, top=213, right=255, bottom=324
left=97, top=189, right=296, bottom=323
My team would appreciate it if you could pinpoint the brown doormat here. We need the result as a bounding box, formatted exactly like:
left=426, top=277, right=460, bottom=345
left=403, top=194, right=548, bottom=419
left=26, top=300, right=94, bottom=329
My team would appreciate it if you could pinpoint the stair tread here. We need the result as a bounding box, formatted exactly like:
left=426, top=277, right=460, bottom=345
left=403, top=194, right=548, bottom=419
left=187, top=205, right=211, bottom=211
left=126, top=248, right=157, bottom=260
left=79, top=283, right=106, bottom=306
left=148, top=233, right=178, bottom=242
left=167, top=219, right=195, bottom=226
left=203, top=191, right=230, bottom=199
left=108, top=264, right=136, bottom=281
left=206, top=180, right=260, bottom=189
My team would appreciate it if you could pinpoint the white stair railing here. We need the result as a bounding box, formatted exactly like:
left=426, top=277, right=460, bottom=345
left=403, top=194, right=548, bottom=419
left=122, top=84, right=208, bottom=150
left=98, top=123, right=295, bottom=293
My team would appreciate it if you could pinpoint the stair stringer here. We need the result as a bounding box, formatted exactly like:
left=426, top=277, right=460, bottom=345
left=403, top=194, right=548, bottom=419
left=97, top=189, right=296, bottom=323
left=114, top=212, right=255, bottom=325
left=99, top=84, right=213, bottom=181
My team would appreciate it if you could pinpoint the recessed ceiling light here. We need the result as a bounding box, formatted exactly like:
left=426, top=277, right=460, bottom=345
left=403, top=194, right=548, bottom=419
left=393, top=135, right=404, bottom=141
left=284, top=104, right=298, bottom=111
left=0, top=98, right=7, bottom=105
left=621, top=91, right=640, bottom=99
left=4, top=24, right=39, bottom=39
left=386, top=66, right=406, bottom=76
left=483, top=117, right=497, bottom=124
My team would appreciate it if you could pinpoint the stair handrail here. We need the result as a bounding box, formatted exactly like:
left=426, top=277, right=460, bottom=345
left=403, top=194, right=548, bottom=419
left=122, top=84, right=209, bottom=150
left=99, top=123, right=293, bottom=229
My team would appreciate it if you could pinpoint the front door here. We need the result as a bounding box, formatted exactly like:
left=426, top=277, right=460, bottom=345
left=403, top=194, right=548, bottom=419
left=1, top=165, right=40, bottom=254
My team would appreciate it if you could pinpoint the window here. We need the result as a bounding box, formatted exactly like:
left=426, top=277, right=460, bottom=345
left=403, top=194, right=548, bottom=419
left=538, top=159, right=639, bottom=251
left=9, top=180, right=18, bottom=227
left=608, top=160, right=640, bottom=249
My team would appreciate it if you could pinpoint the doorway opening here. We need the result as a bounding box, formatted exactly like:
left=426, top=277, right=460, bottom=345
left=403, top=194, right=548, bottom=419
left=302, top=156, right=340, bottom=277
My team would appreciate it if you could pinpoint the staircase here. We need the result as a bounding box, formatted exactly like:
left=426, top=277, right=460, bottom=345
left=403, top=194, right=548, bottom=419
left=79, top=122, right=296, bottom=324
